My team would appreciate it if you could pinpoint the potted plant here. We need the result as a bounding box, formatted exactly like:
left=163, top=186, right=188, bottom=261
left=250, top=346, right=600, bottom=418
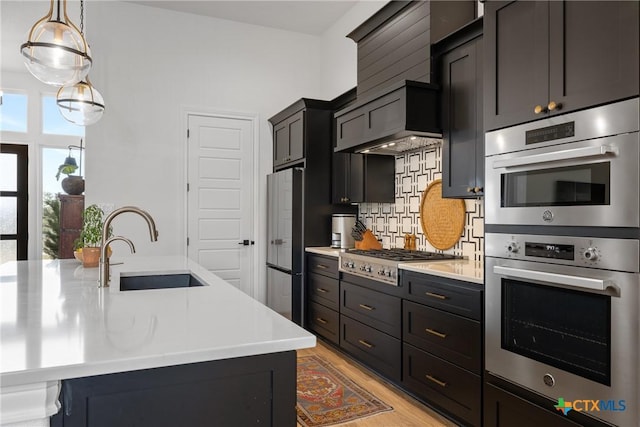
left=56, top=144, right=85, bottom=195
left=76, top=204, right=111, bottom=268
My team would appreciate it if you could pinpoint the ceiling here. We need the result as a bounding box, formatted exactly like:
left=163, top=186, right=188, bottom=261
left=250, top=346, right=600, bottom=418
left=128, top=1, right=361, bottom=35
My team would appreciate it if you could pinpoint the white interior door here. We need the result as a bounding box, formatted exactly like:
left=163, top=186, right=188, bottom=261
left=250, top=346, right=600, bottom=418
left=187, top=114, right=254, bottom=295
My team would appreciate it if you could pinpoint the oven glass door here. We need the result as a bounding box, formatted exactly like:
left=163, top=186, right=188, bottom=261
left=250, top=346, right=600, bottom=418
left=501, top=162, right=610, bottom=207
left=502, top=278, right=611, bottom=385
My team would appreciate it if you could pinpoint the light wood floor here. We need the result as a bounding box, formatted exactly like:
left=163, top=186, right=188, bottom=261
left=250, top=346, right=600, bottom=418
left=296, top=340, right=458, bottom=427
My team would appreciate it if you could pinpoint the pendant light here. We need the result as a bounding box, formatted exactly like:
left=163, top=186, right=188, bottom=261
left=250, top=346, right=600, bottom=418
left=20, top=0, right=92, bottom=86
left=56, top=76, right=105, bottom=125
left=56, top=0, right=105, bottom=126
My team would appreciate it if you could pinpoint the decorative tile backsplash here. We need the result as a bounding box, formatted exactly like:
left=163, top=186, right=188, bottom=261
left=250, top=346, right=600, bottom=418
left=358, top=146, right=484, bottom=261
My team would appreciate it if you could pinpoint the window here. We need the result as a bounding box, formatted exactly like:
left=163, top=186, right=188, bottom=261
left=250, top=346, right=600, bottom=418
left=0, top=92, right=28, bottom=133
left=42, top=95, right=85, bottom=137
left=0, top=144, right=28, bottom=262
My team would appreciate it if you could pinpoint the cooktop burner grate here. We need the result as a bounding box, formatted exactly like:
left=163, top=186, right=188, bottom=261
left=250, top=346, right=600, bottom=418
left=346, top=248, right=462, bottom=262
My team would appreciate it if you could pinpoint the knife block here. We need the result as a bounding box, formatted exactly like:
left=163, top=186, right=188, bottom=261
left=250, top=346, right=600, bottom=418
left=354, top=229, right=383, bottom=250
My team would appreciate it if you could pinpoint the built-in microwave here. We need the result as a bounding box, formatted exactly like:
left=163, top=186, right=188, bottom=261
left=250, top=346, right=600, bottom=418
left=485, top=98, right=639, bottom=229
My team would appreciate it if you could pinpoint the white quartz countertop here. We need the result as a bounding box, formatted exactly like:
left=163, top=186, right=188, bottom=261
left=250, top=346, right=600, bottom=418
left=0, top=256, right=315, bottom=387
left=305, top=247, right=343, bottom=257
left=399, top=259, right=484, bottom=284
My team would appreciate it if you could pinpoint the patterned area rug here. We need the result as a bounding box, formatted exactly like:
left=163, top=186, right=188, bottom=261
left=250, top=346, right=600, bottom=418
left=296, top=355, right=394, bottom=427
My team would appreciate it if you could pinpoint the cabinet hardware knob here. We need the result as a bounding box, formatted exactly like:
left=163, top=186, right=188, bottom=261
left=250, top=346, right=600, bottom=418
left=425, top=291, right=447, bottom=300
left=467, top=187, right=473, bottom=193
left=547, top=101, right=562, bottom=111
left=358, top=339, right=374, bottom=348
left=316, top=317, right=328, bottom=324
left=358, top=303, right=375, bottom=311
left=316, top=288, right=328, bottom=293
left=425, top=374, right=447, bottom=387
left=474, top=186, right=483, bottom=193
left=534, top=105, right=547, bottom=114
left=425, top=328, right=447, bottom=339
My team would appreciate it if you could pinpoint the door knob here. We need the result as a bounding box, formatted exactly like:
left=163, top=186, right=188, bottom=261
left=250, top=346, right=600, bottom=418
left=534, top=105, right=548, bottom=114
left=547, top=101, right=562, bottom=111
left=238, top=240, right=255, bottom=246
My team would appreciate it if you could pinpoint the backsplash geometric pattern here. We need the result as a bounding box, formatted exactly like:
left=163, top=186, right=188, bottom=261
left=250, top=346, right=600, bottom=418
left=358, top=145, right=484, bottom=261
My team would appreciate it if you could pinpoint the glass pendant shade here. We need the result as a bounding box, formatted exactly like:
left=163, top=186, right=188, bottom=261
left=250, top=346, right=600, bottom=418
left=56, top=78, right=105, bottom=125
left=20, top=0, right=92, bottom=86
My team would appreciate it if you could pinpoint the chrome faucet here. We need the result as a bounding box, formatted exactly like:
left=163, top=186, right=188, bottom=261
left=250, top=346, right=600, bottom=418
left=98, top=206, right=159, bottom=287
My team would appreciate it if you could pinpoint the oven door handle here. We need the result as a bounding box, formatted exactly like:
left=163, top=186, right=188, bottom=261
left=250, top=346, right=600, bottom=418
left=493, top=265, right=612, bottom=291
left=492, top=145, right=618, bottom=169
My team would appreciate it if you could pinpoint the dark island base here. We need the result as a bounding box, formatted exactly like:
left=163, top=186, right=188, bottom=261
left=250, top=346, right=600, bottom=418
left=50, top=351, right=296, bottom=427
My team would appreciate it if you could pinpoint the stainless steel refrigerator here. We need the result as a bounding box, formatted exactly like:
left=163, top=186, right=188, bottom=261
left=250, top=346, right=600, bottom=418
left=266, top=168, right=304, bottom=324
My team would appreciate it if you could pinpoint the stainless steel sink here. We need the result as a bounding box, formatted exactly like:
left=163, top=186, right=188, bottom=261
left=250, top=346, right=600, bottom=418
left=119, top=273, right=206, bottom=291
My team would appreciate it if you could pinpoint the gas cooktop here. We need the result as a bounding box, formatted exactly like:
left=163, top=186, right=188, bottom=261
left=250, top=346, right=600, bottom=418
left=340, top=249, right=463, bottom=285
left=346, top=248, right=462, bottom=262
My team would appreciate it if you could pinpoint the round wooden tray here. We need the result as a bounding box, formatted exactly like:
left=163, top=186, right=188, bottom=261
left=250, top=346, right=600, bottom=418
left=419, top=179, right=466, bottom=250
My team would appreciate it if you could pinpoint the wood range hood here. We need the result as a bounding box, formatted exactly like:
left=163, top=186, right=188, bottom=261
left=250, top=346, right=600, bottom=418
left=334, top=1, right=476, bottom=155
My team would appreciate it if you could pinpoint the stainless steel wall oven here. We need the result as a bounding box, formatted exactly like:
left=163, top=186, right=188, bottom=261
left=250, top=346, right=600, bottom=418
left=484, top=97, right=640, bottom=427
left=485, top=98, right=639, bottom=229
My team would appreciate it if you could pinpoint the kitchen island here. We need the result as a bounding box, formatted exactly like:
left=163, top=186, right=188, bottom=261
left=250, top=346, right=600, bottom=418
left=0, top=256, right=315, bottom=427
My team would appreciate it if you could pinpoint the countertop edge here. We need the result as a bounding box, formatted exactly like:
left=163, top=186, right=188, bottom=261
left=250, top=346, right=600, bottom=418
left=399, top=260, right=484, bottom=285
left=305, top=247, right=342, bottom=258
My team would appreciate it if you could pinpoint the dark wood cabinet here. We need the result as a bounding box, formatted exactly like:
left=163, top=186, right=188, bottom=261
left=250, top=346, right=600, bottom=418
left=269, top=99, right=332, bottom=171
left=339, top=277, right=402, bottom=383
left=484, top=374, right=612, bottom=427
left=306, top=254, right=340, bottom=345
left=436, top=20, right=484, bottom=198
left=50, top=351, right=296, bottom=427
left=332, top=153, right=395, bottom=204
left=401, top=271, right=483, bottom=427
left=484, top=0, right=639, bottom=131
left=58, top=194, right=84, bottom=259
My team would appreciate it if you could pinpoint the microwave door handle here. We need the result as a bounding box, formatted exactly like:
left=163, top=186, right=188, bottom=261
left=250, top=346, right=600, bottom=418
left=493, top=265, right=612, bottom=291
left=492, top=145, right=618, bottom=169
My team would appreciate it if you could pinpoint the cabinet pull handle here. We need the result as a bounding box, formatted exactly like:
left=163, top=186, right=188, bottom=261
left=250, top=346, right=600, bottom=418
left=534, top=104, right=548, bottom=114
left=425, top=328, right=447, bottom=339
left=316, top=264, right=328, bottom=269
left=316, top=288, right=328, bottom=293
left=358, top=339, right=374, bottom=348
left=425, top=374, right=447, bottom=387
left=425, top=292, right=447, bottom=300
left=316, top=317, right=328, bottom=324
left=359, top=303, right=375, bottom=311
left=547, top=101, right=562, bottom=111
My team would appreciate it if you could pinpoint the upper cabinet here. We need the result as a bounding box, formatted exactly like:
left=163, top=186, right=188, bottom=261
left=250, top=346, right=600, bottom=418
left=332, top=153, right=395, bottom=204
left=436, top=19, right=484, bottom=199
left=484, top=0, right=639, bottom=131
left=269, top=99, right=333, bottom=171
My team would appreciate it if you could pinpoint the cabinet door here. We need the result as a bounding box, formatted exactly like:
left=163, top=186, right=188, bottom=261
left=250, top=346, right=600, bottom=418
left=484, top=1, right=549, bottom=131
left=548, top=1, right=639, bottom=113
left=273, top=121, right=289, bottom=167
left=441, top=36, right=484, bottom=198
left=332, top=153, right=350, bottom=204
left=287, top=111, right=304, bottom=163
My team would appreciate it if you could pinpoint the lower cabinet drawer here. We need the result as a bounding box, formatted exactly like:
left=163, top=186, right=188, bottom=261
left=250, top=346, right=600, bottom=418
left=308, top=302, right=339, bottom=345
left=308, top=272, right=339, bottom=310
left=403, top=301, right=481, bottom=373
left=402, top=343, right=481, bottom=427
left=341, top=281, right=401, bottom=338
left=340, top=315, right=401, bottom=382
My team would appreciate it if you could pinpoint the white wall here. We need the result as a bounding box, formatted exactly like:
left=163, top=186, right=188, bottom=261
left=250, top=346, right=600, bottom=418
left=1, top=0, right=384, bottom=297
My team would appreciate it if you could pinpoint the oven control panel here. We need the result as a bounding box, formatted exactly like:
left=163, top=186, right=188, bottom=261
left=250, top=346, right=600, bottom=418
left=485, top=233, right=639, bottom=273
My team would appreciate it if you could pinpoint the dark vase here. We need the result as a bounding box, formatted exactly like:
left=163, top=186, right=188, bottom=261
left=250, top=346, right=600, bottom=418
left=61, top=176, right=85, bottom=195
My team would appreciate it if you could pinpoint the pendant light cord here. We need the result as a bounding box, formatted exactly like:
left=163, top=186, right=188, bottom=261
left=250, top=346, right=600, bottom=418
left=80, top=0, right=84, bottom=34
